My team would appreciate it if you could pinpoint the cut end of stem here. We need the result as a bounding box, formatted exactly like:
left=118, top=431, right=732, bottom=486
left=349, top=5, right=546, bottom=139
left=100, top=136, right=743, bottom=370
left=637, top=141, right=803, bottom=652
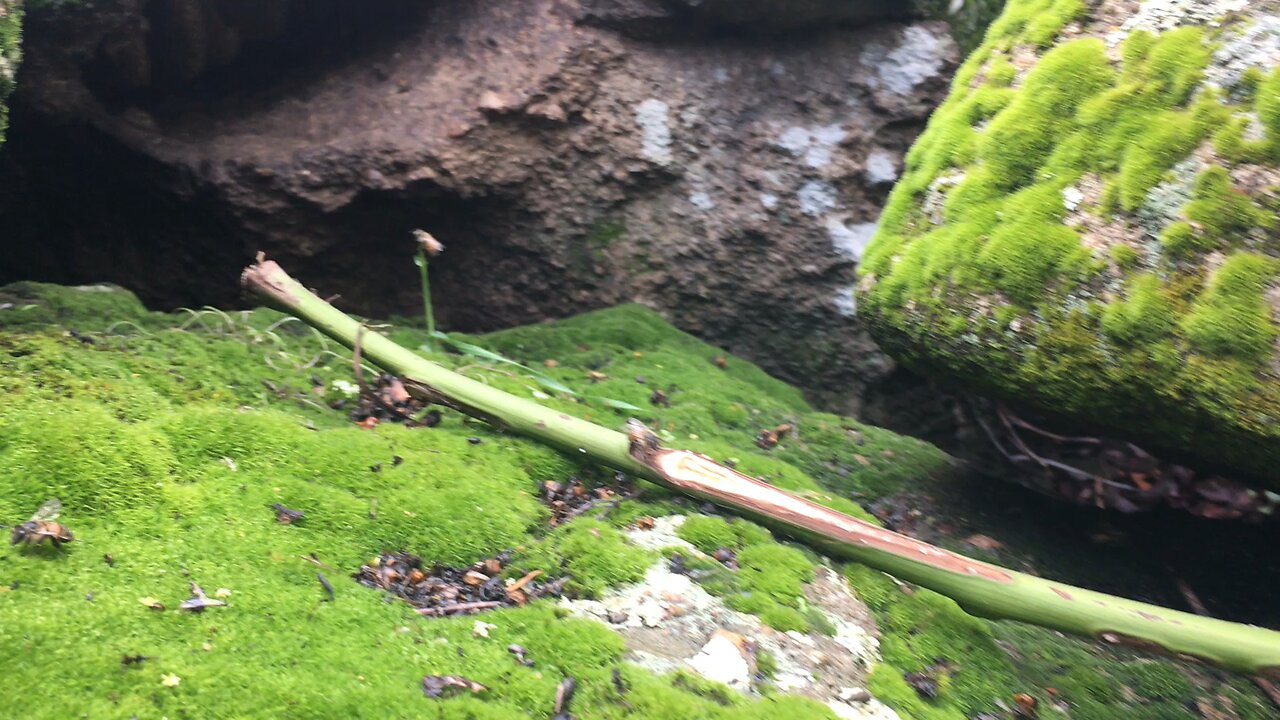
left=240, top=254, right=301, bottom=310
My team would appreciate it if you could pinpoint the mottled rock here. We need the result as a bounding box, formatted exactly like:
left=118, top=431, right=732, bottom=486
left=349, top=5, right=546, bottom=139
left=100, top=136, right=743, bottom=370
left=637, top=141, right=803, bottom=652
left=0, top=0, right=966, bottom=411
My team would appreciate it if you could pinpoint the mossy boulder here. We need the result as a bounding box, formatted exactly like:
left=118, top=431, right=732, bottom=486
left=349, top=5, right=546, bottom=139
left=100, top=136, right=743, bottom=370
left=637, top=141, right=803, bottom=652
left=857, top=0, right=1280, bottom=486
left=0, top=0, right=20, bottom=148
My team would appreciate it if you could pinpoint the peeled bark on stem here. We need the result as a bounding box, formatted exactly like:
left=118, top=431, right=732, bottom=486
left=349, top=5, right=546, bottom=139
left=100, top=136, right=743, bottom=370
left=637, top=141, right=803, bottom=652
left=242, top=258, right=1280, bottom=678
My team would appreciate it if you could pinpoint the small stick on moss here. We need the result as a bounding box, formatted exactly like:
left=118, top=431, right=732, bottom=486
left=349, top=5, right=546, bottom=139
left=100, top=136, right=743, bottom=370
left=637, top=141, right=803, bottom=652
left=416, top=601, right=502, bottom=617
left=506, top=570, right=542, bottom=595
left=241, top=256, right=1280, bottom=678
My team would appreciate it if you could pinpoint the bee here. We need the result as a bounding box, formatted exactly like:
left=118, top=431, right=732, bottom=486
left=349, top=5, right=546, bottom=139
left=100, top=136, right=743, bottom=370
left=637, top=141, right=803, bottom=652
left=10, top=499, right=74, bottom=548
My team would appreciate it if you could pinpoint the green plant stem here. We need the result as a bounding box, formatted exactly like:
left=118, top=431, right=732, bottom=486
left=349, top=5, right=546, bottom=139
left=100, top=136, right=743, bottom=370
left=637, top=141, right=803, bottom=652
left=417, top=250, right=435, bottom=351
left=242, top=258, right=1280, bottom=678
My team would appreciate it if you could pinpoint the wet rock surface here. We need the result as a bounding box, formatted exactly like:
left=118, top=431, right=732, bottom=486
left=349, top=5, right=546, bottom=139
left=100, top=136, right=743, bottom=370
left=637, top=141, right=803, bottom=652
left=0, top=0, right=962, bottom=411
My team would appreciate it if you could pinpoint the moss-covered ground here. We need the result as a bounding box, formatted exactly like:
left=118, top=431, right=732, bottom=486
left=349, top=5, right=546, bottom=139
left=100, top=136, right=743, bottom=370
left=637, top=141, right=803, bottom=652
left=857, top=0, right=1280, bottom=486
left=0, top=283, right=1271, bottom=718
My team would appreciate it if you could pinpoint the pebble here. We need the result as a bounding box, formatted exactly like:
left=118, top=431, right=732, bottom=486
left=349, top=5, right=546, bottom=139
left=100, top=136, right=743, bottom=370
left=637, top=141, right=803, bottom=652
left=686, top=630, right=753, bottom=689
left=838, top=687, right=871, bottom=703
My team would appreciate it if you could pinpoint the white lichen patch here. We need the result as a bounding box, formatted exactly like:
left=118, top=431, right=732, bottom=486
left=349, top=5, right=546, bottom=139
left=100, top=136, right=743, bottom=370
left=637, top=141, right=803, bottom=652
left=864, top=149, right=899, bottom=186
left=1206, top=14, right=1280, bottom=93
left=776, top=124, right=847, bottom=169
left=560, top=516, right=894, bottom=716
left=1137, top=155, right=1204, bottom=237
left=689, top=191, right=715, bottom=211
left=827, top=218, right=878, bottom=263
left=798, top=180, right=839, bottom=217
left=635, top=98, right=674, bottom=165
left=1107, top=0, right=1247, bottom=46
left=862, top=25, right=949, bottom=96
left=833, top=284, right=859, bottom=317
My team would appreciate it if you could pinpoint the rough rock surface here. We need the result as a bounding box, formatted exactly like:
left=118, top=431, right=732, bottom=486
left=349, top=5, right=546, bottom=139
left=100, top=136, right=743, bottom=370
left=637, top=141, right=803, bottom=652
left=560, top=516, right=900, bottom=720
left=857, top=0, right=1280, bottom=486
left=0, top=0, right=965, bottom=411
left=0, top=0, right=19, bottom=148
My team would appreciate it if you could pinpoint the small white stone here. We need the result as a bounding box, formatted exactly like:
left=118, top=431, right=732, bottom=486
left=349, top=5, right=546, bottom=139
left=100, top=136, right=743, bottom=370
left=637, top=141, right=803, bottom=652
left=838, top=687, right=871, bottom=703
left=686, top=631, right=752, bottom=688
left=637, top=598, right=667, bottom=627
left=331, top=379, right=359, bottom=398
left=472, top=620, right=496, bottom=638
left=1062, top=185, right=1085, bottom=212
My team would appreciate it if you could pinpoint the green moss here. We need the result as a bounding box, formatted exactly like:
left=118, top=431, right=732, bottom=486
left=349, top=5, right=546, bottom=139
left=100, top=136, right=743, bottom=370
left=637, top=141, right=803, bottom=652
left=724, top=544, right=816, bottom=633
left=1258, top=67, right=1280, bottom=141
left=1022, top=0, right=1086, bottom=47
left=517, top=520, right=653, bottom=599
left=4, top=282, right=1273, bottom=718
left=845, top=565, right=1015, bottom=719
left=674, top=517, right=819, bottom=633
left=975, top=221, right=1090, bottom=305
left=1159, top=220, right=1209, bottom=258
left=677, top=515, right=772, bottom=554
left=1181, top=252, right=1280, bottom=362
left=0, top=282, right=149, bottom=330
left=5, top=292, right=919, bottom=718
left=1116, top=98, right=1221, bottom=211
left=1101, top=274, right=1175, bottom=344
left=984, top=53, right=1016, bottom=87
left=1184, top=166, right=1269, bottom=243
left=1110, top=244, right=1139, bottom=269
left=980, top=39, right=1115, bottom=189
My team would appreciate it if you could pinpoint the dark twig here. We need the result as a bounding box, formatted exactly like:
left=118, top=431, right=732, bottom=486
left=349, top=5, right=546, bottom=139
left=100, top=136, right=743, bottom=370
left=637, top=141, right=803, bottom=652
left=1168, top=565, right=1210, bottom=617
left=300, top=554, right=337, bottom=572
left=416, top=601, right=503, bottom=617
left=999, top=404, right=1102, bottom=445
left=317, top=572, right=335, bottom=601
left=1253, top=676, right=1280, bottom=711
left=993, top=404, right=1127, bottom=491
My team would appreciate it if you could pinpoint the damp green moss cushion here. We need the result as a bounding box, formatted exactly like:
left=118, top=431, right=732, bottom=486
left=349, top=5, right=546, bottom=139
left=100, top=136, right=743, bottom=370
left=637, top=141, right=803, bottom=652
left=0, top=283, right=959, bottom=719
left=856, top=0, right=1280, bottom=486
left=2, top=283, right=1274, bottom=719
